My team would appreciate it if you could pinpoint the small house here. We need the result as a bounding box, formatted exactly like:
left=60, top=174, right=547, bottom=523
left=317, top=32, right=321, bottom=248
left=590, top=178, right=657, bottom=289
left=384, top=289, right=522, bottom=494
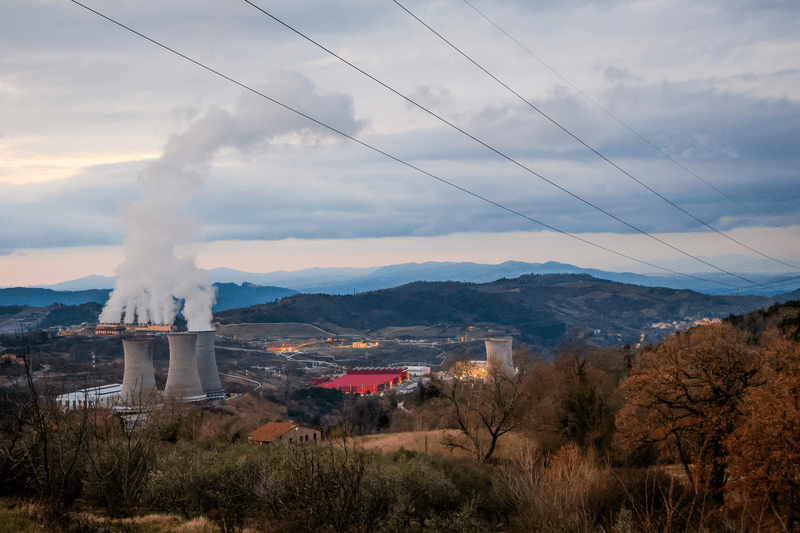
left=248, top=422, right=320, bottom=445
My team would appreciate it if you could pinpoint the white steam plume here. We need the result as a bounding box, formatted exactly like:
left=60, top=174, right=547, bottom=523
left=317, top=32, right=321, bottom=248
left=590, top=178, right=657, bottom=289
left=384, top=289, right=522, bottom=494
left=100, top=70, right=363, bottom=330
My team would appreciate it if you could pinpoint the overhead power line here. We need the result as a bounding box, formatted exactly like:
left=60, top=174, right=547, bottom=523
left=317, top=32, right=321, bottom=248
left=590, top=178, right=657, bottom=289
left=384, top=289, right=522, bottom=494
left=241, top=0, right=775, bottom=290
left=69, top=0, right=759, bottom=292
left=392, top=0, right=800, bottom=274
left=460, top=0, right=800, bottom=240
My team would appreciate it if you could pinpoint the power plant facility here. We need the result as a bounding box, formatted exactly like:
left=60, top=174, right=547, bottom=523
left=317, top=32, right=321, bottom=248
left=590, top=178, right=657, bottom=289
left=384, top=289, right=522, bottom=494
left=313, top=368, right=410, bottom=395
left=163, top=332, right=208, bottom=403
left=484, top=337, right=515, bottom=375
left=115, top=327, right=225, bottom=409
left=194, top=330, right=225, bottom=400
left=119, top=337, right=158, bottom=406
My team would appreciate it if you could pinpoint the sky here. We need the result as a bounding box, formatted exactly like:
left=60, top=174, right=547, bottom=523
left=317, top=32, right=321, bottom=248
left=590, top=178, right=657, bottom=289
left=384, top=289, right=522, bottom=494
left=2, top=0, right=799, bottom=290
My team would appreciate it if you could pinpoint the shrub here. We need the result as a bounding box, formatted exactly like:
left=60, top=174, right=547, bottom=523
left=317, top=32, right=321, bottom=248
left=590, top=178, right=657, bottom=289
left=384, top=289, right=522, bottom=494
left=498, top=443, right=618, bottom=532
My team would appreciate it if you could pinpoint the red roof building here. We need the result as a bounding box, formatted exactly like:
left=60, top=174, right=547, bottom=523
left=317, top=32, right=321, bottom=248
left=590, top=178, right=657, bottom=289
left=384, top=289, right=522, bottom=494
left=315, top=367, right=409, bottom=395
left=248, top=422, right=320, bottom=445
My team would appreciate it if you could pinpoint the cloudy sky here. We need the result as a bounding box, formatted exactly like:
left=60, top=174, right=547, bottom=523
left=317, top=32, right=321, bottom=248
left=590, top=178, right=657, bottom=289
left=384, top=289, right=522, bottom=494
left=2, top=0, right=799, bottom=289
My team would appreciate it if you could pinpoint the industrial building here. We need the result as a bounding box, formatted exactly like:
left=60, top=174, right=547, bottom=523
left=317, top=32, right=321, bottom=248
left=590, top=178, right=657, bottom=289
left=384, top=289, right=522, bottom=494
left=163, top=332, right=207, bottom=402
left=450, top=338, right=515, bottom=380
left=405, top=366, right=431, bottom=377
left=56, top=384, right=122, bottom=411
left=119, top=337, right=158, bottom=406
left=485, top=337, right=515, bottom=375
left=91, top=323, right=177, bottom=335
left=195, top=330, right=225, bottom=400
left=116, top=328, right=225, bottom=408
left=315, top=367, right=409, bottom=395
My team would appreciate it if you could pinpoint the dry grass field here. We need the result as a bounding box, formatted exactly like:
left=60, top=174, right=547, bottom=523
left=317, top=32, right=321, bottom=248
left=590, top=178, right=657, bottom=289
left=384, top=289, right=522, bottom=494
left=349, top=429, right=537, bottom=462
left=0, top=502, right=219, bottom=533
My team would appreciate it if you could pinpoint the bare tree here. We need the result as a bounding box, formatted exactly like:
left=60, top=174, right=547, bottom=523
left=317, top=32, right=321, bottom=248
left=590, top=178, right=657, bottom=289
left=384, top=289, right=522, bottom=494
left=83, top=387, right=161, bottom=516
left=0, top=341, right=89, bottom=505
left=435, top=361, right=530, bottom=463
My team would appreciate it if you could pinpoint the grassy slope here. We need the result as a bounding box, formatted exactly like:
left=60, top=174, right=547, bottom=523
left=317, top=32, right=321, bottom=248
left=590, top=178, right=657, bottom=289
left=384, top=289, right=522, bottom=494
left=350, top=429, right=536, bottom=462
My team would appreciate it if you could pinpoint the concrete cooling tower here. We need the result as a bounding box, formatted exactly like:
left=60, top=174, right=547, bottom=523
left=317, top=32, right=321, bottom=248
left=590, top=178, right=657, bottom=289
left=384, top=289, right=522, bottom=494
left=120, top=337, right=158, bottom=406
left=484, top=337, right=515, bottom=375
left=163, top=332, right=207, bottom=402
left=193, top=330, right=224, bottom=400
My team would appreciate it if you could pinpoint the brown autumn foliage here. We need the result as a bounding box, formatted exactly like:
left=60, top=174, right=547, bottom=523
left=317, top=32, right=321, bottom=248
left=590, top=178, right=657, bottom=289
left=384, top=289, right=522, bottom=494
left=615, top=323, right=761, bottom=502
left=724, top=332, right=800, bottom=529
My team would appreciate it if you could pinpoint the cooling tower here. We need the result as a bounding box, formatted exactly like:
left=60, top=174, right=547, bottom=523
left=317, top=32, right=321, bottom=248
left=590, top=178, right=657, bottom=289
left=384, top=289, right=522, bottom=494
left=163, top=332, right=206, bottom=401
left=120, top=337, right=158, bottom=406
left=193, top=329, right=224, bottom=399
left=485, top=337, right=515, bottom=375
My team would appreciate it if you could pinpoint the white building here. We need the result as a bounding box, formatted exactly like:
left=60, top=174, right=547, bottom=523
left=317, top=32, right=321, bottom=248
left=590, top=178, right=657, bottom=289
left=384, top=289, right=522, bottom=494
left=56, top=384, right=122, bottom=411
left=405, top=366, right=431, bottom=377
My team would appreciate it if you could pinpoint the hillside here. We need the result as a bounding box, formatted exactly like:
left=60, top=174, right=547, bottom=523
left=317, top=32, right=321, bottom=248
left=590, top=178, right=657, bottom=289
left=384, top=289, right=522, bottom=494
left=3, top=272, right=784, bottom=346
left=0, top=287, right=112, bottom=307
left=215, top=273, right=775, bottom=347
left=726, top=300, right=800, bottom=341
left=211, top=282, right=297, bottom=312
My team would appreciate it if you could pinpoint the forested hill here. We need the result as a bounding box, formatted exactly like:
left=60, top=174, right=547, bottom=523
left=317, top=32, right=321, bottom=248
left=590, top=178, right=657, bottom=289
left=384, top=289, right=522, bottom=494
left=0, top=287, right=112, bottom=307
left=214, top=273, right=776, bottom=347
left=0, top=283, right=296, bottom=313
left=726, top=300, right=800, bottom=341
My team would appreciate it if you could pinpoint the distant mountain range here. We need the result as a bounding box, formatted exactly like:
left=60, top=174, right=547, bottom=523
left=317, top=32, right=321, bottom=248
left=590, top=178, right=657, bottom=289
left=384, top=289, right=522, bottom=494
left=24, top=261, right=800, bottom=297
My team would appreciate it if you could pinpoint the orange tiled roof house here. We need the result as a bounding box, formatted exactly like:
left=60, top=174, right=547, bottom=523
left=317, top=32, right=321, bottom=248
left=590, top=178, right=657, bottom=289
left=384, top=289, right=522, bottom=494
left=248, top=422, right=321, bottom=445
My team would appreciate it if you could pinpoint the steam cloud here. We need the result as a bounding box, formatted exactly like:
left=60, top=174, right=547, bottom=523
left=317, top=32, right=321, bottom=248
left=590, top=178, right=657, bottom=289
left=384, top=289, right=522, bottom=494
left=100, top=70, right=364, bottom=330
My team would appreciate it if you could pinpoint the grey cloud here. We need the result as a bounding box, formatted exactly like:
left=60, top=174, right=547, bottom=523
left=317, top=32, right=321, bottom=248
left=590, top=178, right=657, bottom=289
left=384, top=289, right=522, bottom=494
left=184, top=143, right=670, bottom=240
left=3, top=0, right=798, bottom=268
left=489, top=0, right=799, bottom=18
left=406, top=85, right=457, bottom=116
left=0, top=162, right=138, bottom=251
left=1, top=120, right=794, bottom=253
left=253, top=1, right=398, bottom=37
left=0, top=70, right=366, bottom=254
left=595, top=83, right=800, bottom=167
left=600, top=67, right=637, bottom=84
left=449, top=74, right=800, bottom=189
left=464, top=90, right=612, bottom=156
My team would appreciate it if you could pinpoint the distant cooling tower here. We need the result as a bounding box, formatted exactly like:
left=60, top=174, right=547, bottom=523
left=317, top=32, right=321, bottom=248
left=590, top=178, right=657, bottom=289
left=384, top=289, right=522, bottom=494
left=120, top=337, right=158, bottom=405
left=193, top=330, right=224, bottom=399
left=485, top=337, right=515, bottom=375
left=163, top=332, right=206, bottom=402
